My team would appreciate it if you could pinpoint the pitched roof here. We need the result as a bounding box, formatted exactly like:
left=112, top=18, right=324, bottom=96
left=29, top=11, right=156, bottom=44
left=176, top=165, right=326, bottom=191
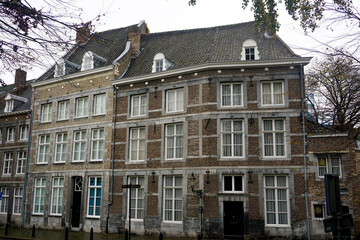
left=306, top=118, right=342, bottom=135
left=37, top=24, right=133, bottom=81
left=123, top=21, right=299, bottom=78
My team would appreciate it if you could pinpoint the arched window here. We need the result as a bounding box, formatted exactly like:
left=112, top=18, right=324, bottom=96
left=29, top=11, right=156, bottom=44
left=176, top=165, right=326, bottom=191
left=81, top=51, right=94, bottom=71
left=241, top=39, right=259, bottom=61
left=54, top=58, right=66, bottom=77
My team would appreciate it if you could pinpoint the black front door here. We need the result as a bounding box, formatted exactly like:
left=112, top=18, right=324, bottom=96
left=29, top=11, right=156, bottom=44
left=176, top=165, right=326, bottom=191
left=71, top=177, right=83, bottom=228
left=224, top=201, right=244, bottom=239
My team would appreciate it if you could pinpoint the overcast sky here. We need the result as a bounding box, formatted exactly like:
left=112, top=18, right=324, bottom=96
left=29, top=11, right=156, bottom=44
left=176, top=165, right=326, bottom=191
left=2, top=0, right=356, bottom=84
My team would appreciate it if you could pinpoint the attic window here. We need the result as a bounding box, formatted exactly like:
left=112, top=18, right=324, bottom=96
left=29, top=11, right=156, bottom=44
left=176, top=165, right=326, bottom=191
left=241, top=39, right=259, bottom=61
left=152, top=53, right=173, bottom=73
left=5, top=100, right=14, bottom=112
left=54, top=58, right=66, bottom=77
left=81, top=51, right=107, bottom=71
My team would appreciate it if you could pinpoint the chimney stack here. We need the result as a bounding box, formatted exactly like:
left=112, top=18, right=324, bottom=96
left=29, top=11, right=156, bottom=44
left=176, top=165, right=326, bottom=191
left=76, top=22, right=91, bottom=45
left=15, top=69, right=26, bottom=94
left=128, top=21, right=149, bottom=58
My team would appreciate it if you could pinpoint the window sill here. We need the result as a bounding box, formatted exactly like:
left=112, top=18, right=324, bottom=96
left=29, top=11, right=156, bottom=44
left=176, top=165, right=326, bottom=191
left=71, top=160, right=85, bottom=163
left=265, top=224, right=291, bottom=228
left=86, top=216, right=100, bottom=219
left=32, top=213, right=44, bottom=216
left=220, top=157, right=246, bottom=161
left=128, top=115, right=147, bottom=119
left=127, top=160, right=146, bottom=164
left=163, top=110, right=186, bottom=115
left=56, top=119, right=70, bottom=122
left=40, top=121, right=52, bottom=124
left=219, top=191, right=245, bottom=195
left=92, top=113, right=106, bottom=117
left=89, top=160, right=103, bottom=163
left=53, top=161, right=66, bottom=164
left=35, top=162, right=49, bottom=165
left=49, top=214, right=62, bottom=217
left=74, top=116, right=89, bottom=120
left=260, top=104, right=286, bottom=108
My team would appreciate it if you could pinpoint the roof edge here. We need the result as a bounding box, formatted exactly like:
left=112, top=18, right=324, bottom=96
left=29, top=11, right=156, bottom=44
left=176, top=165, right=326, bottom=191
left=112, top=57, right=312, bottom=85
left=32, top=65, right=114, bottom=87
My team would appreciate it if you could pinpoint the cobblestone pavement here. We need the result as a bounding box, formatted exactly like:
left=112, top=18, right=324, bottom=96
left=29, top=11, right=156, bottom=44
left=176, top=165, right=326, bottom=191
left=0, top=227, right=216, bottom=240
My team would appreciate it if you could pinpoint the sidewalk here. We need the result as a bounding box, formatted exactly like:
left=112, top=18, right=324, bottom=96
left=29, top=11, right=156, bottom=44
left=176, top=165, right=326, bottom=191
left=0, top=227, right=209, bottom=240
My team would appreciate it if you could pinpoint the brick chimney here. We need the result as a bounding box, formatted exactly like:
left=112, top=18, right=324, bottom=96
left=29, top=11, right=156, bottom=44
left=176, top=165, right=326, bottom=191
left=14, top=69, right=26, bottom=95
left=76, top=22, right=91, bottom=45
left=128, top=21, right=149, bottom=58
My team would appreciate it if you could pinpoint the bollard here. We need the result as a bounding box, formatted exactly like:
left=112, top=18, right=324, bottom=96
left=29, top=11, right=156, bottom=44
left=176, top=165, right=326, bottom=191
left=4, top=223, right=9, bottom=236
left=65, top=226, right=68, bottom=240
left=90, top=227, right=94, bottom=240
left=159, top=232, right=163, bottom=240
left=124, top=229, right=128, bottom=240
left=31, top=225, right=35, bottom=238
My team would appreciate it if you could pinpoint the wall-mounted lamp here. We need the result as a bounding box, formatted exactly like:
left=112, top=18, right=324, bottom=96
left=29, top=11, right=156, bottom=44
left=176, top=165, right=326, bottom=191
left=248, top=170, right=253, bottom=184
left=206, top=170, right=210, bottom=184
left=249, top=76, right=254, bottom=87
left=249, top=115, right=255, bottom=126
left=190, top=172, right=203, bottom=198
left=151, top=171, right=156, bottom=183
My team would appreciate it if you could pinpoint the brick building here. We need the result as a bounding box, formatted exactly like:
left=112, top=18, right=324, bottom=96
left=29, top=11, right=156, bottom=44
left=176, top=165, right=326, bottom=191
left=24, top=21, right=149, bottom=232
left=306, top=120, right=359, bottom=238
left=110, top=21, right=312, bottom=238
left=0, top=69, right=31, bottom=227
left=17, top=20, right=359, bottom=239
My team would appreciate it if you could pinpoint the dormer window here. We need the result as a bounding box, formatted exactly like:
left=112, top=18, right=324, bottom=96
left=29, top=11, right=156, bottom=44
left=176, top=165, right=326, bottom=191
left=81, top=51, right=107, bottom=71
left=241, top=39, right=259, bottom=61
left=54, top=58, right=66, bottom=77
left=152, top=53, right=173, bottom=73
left=5, top=100, right=14, bottom=112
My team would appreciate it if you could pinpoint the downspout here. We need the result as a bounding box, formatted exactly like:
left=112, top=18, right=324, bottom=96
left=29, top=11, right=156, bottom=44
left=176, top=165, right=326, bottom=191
left=21, top=88, right=36, bottom=228
left=300, top=64, right=311, bottom=239
left=106, top=85, right=117, bottom=233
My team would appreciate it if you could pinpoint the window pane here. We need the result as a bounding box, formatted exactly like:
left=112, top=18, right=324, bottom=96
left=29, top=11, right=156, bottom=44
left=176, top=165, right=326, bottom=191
left=224, top=176, right=232, bottom=191
left=234, top=176, right=242, bottom=191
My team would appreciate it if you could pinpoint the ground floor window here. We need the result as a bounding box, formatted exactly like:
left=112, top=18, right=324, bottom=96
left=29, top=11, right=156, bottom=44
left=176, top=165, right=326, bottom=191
left=264, top=175, right=290, bottom=226
left=13, top=187, right=23, bottom=215
left=87, top=176, right=102, bottom=217
left=0, top=187, right=9, bottom=213
left=51, top=177, right=64, bottom=215
left=33, top=178, right=46, bottom=214
left=163, top=176, right=183, bottom=222
left=127, top=176, right=145, bottom=220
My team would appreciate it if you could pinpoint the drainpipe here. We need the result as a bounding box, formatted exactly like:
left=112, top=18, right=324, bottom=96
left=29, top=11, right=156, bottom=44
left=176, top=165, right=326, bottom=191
left=300, top=64, right=311, bottom=239
left=106, top=86, right=117, bottom=233
left=21, top=88, right=36, bottom=228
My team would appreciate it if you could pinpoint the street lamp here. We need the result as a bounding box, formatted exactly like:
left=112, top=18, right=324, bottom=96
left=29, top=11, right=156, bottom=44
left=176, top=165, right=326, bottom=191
left=190, top=172, right=209, bottom=240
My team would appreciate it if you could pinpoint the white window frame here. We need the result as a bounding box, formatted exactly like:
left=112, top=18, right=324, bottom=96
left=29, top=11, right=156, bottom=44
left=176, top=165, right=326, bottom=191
left=317, top=155, right=342, bottom=178
left=6, top=127, right=15, bottom=142
left=73, top=130, right=86, bottom=162
left=221, top=83, right=243, bottom=107
left=5, top=99, right=14, bottom=112
left=163, top=176, right=183, bottom=223
left=263, top=119, right=286, bottom=158
left=50, top=177, right=64, bottom=216
left=3, top=152, right=12, bottom=175
left=127, top=176, right=145, bottom=220
left=313, top=203, right=326, bottom=220
left=261, top=81, right=285, bottom=106
left=55, top=133, right=67, bottom=163
left=165, top=123, right=183, bottom=160
left=37, top=135, right=50, bottom=164
left=91, top=129, right=104, bottom=162
left=75, top=97, right=89, bottom=118
left=87, top=176, right=102, bottom=218
left=93, top=94, right=106, bottom=116
left=41, top=103, right=52, bottom=122
left=16, top=151, right=26, bottom=174
left=33, top=178, right=46, bottom=215
left=223, top=175, right=244, bottom=193
left=129, top=127, right=146, bottom=162
left=166, top=89, right=184, bottom=113
left=245, top=47, right=255, bottom=60
left=130, top=94, right=147, bottom=117
left=0, top=187, right=9, bottom=214
left=221, top=120, right=244, bottom=158
left=264, top=175, right=290, bottom=227
left=58, top=100, right=69, bottom=120
left=19, top=125, right=28, bottom=141
left=155, top=60, right=164, bottom=72
left=13, top=187, right=23, bottom=215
